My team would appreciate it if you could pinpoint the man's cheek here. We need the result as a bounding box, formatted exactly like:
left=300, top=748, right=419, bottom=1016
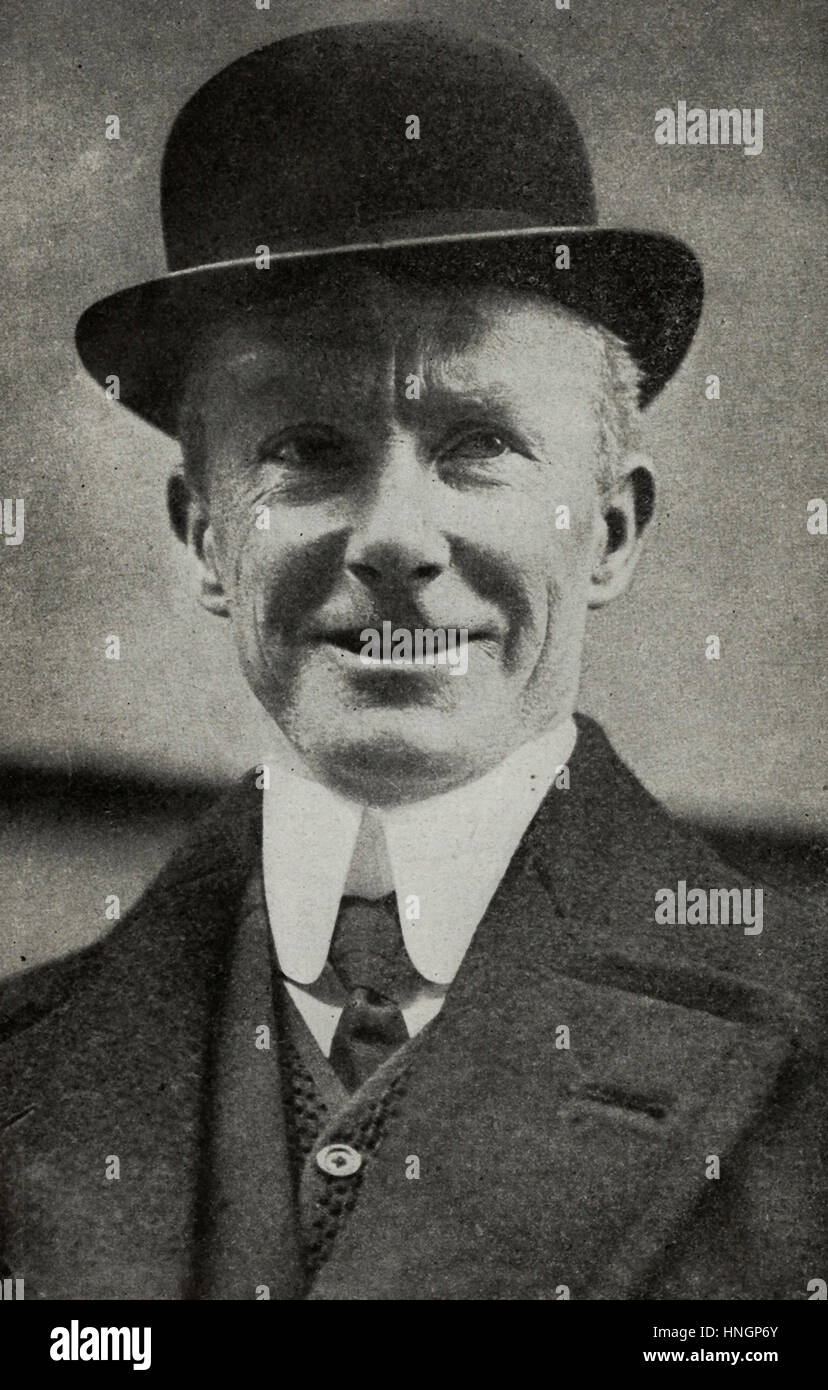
left=525, top=504, right=594, bottom=585
left=231, top=541, right=292, bottom=641
left=219, top=522, right=275, bottom=609
left=228, top=520, right=339, bottom=651
left=213, top=494, right=282, bottom=584
left=547, top=497, right=602, bottom=584
left=517, top=513, right=595, bottom=651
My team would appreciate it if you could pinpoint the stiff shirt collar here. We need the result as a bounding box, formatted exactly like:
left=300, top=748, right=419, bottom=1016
left=262, top=718, right=576, bottom=987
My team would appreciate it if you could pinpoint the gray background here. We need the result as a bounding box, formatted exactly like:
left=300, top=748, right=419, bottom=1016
left=0, top=0, right=825, bottom=974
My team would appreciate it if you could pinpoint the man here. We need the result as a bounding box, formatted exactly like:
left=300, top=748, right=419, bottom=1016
left=1, top=21, right=824, bottom=1300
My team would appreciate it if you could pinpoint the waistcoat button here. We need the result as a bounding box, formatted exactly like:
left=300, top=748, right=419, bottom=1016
left=316, top=1143, right=363, bottom=1177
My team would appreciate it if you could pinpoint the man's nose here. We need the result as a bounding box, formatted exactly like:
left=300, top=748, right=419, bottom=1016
left=343, top=443, right=450, bottom=590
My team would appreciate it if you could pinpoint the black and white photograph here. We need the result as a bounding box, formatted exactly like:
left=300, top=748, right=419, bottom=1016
left=0, top=0, right=824, bottom=1346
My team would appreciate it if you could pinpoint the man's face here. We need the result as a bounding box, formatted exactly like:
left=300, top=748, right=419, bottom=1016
left=186, top=272, right=624, bottom=804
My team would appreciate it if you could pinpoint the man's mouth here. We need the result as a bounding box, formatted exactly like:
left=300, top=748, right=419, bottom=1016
left=313, top=626, right=496, bottom=655
left=303, top=619, right=503, bottom=682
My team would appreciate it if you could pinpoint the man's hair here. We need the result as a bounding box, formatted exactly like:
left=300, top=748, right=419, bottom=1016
left=577, top=320, right=643, bottom=494
left=174, top=293, right=642, bottom=505
left=176, top=386, right=208, bottom=494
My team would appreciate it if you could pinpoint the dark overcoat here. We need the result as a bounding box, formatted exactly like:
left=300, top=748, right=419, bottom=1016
left=1, top=716, right=824, bottom=1299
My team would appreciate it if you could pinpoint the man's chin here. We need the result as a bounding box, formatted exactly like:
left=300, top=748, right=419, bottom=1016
left=287, top=707, right=500, bottom=806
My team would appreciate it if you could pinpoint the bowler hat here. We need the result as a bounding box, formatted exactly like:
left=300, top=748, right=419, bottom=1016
left=75, top=20, right=703, bottom=435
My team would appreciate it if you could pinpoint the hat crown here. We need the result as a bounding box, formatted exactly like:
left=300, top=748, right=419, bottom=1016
left=160, top=20, right=596, bottom=269
left=75, top=20, right=704, bottom=434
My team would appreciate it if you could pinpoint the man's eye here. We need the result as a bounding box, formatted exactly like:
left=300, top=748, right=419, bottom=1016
left=258, top=433, right=349, bottom=469
left=443, top=430, right=511, bottom=461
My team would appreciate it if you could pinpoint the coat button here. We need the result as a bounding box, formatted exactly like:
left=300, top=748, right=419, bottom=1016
left=316, top=1143, right=362, bottom=1177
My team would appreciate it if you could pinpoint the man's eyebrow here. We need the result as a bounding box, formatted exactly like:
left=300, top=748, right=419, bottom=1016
left=414, top=381, right=577, bottom=429
left=416, top=382, right=517, bottom=409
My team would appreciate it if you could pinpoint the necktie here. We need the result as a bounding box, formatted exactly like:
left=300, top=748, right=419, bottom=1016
left=328, top=894, right=416, bottom=1091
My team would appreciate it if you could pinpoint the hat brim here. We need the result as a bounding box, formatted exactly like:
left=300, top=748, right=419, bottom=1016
left=75, top=225, right=703, bottom=437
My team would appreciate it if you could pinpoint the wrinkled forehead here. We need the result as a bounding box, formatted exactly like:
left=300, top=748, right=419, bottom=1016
left=184, top=268, right=607, bottom=415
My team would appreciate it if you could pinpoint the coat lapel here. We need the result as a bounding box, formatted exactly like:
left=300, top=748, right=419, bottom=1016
left=307, top=720, right=804, bottom=1299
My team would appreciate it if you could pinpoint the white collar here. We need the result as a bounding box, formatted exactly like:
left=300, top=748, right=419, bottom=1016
left=262, top=718, right=576, bottom=987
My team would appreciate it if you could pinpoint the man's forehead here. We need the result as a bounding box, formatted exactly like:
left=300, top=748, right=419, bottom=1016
left=190, top=273, right=605, bottom=400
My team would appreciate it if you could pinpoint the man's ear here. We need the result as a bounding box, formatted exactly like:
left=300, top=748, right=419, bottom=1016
left=167, top=473, right=230, bottom=617
left=588, top=454, right=656, bottom=609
